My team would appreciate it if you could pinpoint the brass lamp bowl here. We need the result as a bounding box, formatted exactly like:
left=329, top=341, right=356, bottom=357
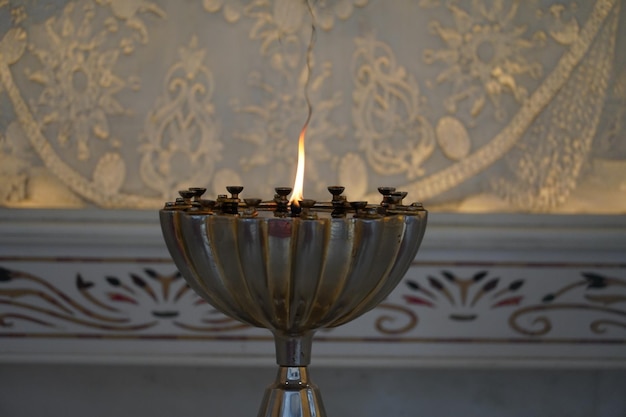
left=160, top=206, right=427, bottom=417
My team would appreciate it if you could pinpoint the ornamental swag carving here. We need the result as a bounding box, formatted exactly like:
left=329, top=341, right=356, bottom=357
left=0, top=0, right=624, bottom=212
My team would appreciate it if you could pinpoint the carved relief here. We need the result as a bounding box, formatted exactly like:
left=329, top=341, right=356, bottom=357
left=544, top=3, right=580, bottom=45
left=491, top=6, right=618, bottom=211
left=0, top=123, right=30, bottom=205
left=233, top=61, right=345, bottom=195
left=352, top=34, right=435, bottom=180
left=312, top=0, right=368, bottom=31
left=337, top=152, right=368, bottom=200
left=435, top=116, right=471, bottom=161
left=202, top=0, right=244, bottom=24
left=139, top=36, right=222, bottom=198
left=203, top=0, right=367, bottom=32
left=376, top=0, right=620, bottom=209
left=0, top=0, right=623, bottom=212
left=95, top=0, right=166, bottom=54
left=26, top=1, right=129, bottom=161
left=423, top=0, right=546, bottom=120
left=0, top=0, right=162, bottom=208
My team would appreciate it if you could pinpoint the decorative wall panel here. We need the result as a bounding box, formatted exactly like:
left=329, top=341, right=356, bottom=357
left=1, top=211, right=624, bottom=367
left=0, top=0, right=624, bottom=212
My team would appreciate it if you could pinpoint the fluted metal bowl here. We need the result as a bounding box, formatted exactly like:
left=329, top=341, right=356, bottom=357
left=159, top=208, right=427, bottom=417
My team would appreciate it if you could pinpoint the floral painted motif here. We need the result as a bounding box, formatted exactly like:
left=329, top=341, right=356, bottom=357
left=0, top=265, right=247, bottom=332
left=403, top=270, right=525, bottom=321
left=510, top=272, right=626, bottom=336
left=402, top=268, right=626, bottom=337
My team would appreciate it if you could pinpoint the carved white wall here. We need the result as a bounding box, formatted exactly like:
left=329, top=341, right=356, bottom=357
left=0, top=0, right=624, bottom=212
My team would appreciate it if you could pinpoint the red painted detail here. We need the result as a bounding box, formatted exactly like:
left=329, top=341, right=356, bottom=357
left=108, top=292, right=138, bottom=304
left=403, top=295, right=435, bottom=308
left=491, top=296, right=523, bottom=308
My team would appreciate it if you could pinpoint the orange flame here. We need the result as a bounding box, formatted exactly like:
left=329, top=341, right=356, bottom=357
left=289, top=126, right=306, bottom=206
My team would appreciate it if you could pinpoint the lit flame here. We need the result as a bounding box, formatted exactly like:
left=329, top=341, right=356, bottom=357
left=289, top=126, right=306, bottom=206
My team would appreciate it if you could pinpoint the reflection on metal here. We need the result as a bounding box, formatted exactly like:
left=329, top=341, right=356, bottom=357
left=160, top=186, right=427, bottom=417
left=258, top=366, right=325, bottom=417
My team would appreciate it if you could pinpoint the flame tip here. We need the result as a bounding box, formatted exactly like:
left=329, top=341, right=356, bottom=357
left=290, top=125, right=307, bottom=204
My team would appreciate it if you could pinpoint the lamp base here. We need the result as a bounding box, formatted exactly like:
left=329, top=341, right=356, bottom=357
left=258, top=366, right=326, bottom=417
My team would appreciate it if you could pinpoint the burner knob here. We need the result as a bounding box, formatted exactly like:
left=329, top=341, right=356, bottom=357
left=377, top=186, right=396, bottom=196
left=274, top=187, right=292, bottom=217
left=188, top=187, right=207, bottom=200
left=327, top=186, right=345, bottom=200
left=226, top=186, right=244, bottom=200
left=178, top=190, right=195, bottom=203
left=274, top=187, right=292, bottom=198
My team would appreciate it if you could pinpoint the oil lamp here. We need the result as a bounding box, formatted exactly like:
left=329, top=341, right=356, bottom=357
left=160, top=127, right=427, bottom=417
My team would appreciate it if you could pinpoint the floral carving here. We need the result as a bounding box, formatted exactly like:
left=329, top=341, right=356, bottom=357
left=0, top=0, right=624, bottom=213
left=92, top=152, right=125, bottom=196
left=423, top=0, right=545, bottom=120
left=139, top=36, right=222, bottom=198
left=0, top=122, right=34, bottom=204
left=0, top=28, right=27, bottom=66
left=25, top=1, right=129, bottom=161
left=203, top=0, right=244, bottom=23
left=96, top=0, right=166, bottom=54
left=245, top=0, right=314, bottom=68
left=490, top=8, right=618, bottom=211
left=369, top=0, right=618, bottom=208
left=544, top=3, right=580, bottom=45
left=233, top=62, right=345, bottom=195
left=203, top=0, right=367, bottom=32
left=352, top=34, right=434, bottom=180
left=202, top=0, right=368, bottom=88
left=312, top=0, right=368, bottom=31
